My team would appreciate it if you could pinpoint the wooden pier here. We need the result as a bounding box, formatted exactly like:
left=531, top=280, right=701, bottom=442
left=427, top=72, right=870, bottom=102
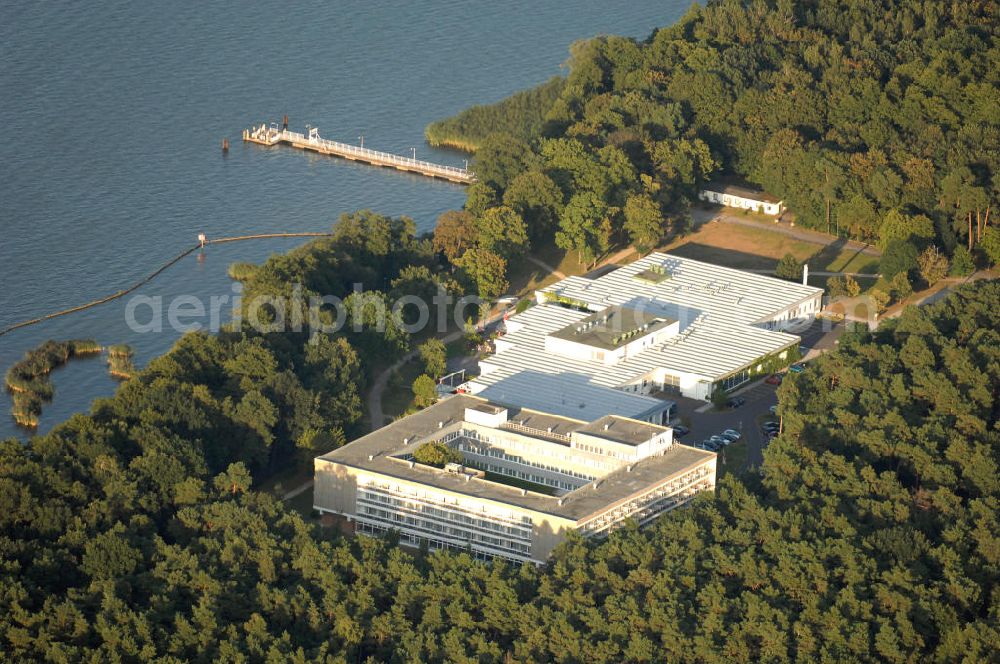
left=243, top=123, right=476, bottom=184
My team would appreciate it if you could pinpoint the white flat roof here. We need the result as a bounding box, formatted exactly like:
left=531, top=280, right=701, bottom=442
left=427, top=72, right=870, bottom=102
left=470, top=253, right=821, bottom=412
left=542, top=253, right=821, bottom=326
left=473, top=369, right=667, bottom=422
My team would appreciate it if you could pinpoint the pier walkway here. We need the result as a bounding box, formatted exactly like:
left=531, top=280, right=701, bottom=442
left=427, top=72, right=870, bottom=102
left=243, top=124, right=476, bottom=184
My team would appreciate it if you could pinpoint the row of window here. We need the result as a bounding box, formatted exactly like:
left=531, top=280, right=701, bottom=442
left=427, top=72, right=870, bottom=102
left=457, top=437, right=609, bottom=477
left=360, top=485, right=533, bottom=532
left=581, top=467, right=714, bottom=535
left=465, top=459, right=580, bottom=492
left=356, top=521, right=529, bottom=564
left=717, top=368, right=750, bottom=392
left=357, top=504, right=531, bottom=556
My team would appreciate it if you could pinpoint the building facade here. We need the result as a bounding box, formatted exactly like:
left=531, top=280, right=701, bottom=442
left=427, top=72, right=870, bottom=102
left=314, top=396, right=716, bottom=564
left=699, top=180, right=785, bottom=216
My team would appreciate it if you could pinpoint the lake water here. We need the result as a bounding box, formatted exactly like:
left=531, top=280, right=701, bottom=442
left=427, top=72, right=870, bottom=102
left=0, top=0, right=689, bottom=439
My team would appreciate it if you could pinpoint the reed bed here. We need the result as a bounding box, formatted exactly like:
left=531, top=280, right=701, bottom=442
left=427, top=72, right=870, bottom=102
left=11, top=392, right=41, bottom=428
left=4, top=338, right=100, bottom=428
left=107, top=345, right=135, bottom=380
left=227, top=262, right=259, bottom=281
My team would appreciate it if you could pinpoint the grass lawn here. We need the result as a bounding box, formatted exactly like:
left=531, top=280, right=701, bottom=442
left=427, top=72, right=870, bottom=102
left=382, top=357, right=426, bottom=421
left=662, top=222, right=881, bottom=278
left=483, top=471, right=559, bottom=496
left=507, top=240, right=589, bottom=295
left=445, top=337, right=470, bottom=359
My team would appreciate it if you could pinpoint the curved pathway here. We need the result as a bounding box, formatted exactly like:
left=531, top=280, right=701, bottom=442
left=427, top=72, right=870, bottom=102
left=525, top=255, right=566, bottom=279
left=367, top=308, right=508, bottom=432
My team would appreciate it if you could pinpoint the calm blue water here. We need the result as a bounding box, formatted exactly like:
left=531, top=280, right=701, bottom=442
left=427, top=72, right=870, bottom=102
left=0, top=1, right=689, bottom=439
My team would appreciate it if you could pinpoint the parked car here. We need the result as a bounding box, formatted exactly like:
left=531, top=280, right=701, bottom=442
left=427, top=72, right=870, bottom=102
left=726, top=397, right=746, bottom=408
left=789, top=363, right=806, bottom=374
left=762, top=422, right=780, bottom=433
left=672, top=425, right=690, bottom=437
left=765, top=374, right=783, bottom=385
left=722, top=429, right=741, bottom=440
left=769, top=405, right=779, bottom=415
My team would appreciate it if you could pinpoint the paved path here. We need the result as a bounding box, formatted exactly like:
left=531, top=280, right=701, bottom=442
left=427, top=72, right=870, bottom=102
left=692, top=207, right=881, bottom=257
left=597, top=246, right=638, bottom=268
left=525, top=255, right=566, bottom=279
left=282, top=480, right=313, bottom=501
left=880, top=270, right=993, bottom=321
left=283, top=310, right=507, bottom=505
left=367, top=309, right=507, bottom=432
left=742, top=268, right=880, bottom=278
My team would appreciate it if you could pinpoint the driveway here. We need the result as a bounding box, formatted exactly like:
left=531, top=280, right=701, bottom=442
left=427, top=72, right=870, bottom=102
left=678, top=380, right=778, bottom=469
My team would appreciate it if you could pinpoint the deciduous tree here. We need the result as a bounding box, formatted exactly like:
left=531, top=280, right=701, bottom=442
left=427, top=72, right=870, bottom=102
left=775, top=253, right=802, bottom=281
left=411, top=374, right=438, bottom=409
left=456, top=248, right=509, bottom=300
left=622, top=193, right=662, bottom=253
left=916, top=246, right=949, bottom=286
left=433, top=210, right=477, bottom=262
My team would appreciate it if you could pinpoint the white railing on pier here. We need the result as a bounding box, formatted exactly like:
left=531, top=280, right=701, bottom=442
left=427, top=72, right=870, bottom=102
left=247, top=125, right=475, bottom=182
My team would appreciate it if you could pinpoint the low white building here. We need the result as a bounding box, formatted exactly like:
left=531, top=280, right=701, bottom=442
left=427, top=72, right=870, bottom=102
left=314, top=395, right=716, bottom=563
left=465, top=253, right=822, bottom=416
left=699, top=180, right=784, bottom=216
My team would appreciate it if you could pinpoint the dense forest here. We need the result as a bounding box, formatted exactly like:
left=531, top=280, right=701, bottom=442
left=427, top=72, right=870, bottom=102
left=428, top=0, right=998, bottom=271
left=3, top=1, right=999, bottom=660
left=2, top=212, right=998, bottom=659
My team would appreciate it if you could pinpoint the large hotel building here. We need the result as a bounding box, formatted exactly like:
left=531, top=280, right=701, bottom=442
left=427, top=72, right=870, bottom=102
left=314, top=253, right=822, bottom=562
left=315, top=395, right=716, bottom=563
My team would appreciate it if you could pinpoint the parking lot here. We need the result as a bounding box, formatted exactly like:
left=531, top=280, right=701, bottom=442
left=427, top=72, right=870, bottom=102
left=671, top=318, right=844, bottom=470
left=674, top=379, right=781, bottom=471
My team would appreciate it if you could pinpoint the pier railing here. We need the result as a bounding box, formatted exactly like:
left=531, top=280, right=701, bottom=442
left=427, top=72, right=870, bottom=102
left=244, top=124, right=476, bottom=183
